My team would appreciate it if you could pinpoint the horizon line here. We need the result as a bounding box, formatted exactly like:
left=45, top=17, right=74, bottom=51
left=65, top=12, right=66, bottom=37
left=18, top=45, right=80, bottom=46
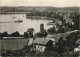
left=0, top=6, right=80, bottom=8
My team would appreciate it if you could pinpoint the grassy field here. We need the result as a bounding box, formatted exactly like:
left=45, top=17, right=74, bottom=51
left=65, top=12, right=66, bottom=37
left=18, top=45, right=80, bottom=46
left=0, top=38, right=28, bottom=53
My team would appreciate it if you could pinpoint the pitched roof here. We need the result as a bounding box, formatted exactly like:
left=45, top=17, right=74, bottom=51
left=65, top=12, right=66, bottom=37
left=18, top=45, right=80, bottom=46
left=47, top=33, right=68, bottom=42
left=64, top=18, right=73, bottom=24
left=47, top=30, right=79, bottom=42
left=33, top=38, right=51, bottom=45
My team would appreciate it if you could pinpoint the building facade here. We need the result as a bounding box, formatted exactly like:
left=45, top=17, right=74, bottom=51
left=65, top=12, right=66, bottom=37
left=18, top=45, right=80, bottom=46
left=32, top=38, right=53, bottom=52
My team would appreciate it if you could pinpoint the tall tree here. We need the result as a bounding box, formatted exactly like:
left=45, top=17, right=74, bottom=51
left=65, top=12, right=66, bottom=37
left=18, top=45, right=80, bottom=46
left=27, top=28, right=34, bottom=38
left=10, top=31, right=20, bottom=37
left=23, top=31, right=28, bottom=38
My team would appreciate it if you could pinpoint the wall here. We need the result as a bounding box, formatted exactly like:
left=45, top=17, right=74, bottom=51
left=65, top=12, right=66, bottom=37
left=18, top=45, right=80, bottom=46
left=35, top=45, right=46, bottom=52
left=28, top=38, right=33, bottom=45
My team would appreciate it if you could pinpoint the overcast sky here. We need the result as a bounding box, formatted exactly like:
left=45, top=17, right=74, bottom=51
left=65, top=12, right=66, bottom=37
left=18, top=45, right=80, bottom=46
left=0, top=0, right=80, bottom=7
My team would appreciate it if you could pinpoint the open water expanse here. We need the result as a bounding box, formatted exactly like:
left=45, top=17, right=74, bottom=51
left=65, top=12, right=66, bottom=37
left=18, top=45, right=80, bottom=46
left=0, top=14, right=53, bottom=34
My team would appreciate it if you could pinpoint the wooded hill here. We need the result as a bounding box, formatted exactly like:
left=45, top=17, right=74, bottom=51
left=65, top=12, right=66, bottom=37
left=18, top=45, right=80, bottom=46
left=0, top=6, right=79, bottom=12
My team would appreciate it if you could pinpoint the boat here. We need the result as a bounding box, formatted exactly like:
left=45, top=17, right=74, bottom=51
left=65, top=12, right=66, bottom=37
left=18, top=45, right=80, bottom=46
left=14, top=19, right=23, bottom=23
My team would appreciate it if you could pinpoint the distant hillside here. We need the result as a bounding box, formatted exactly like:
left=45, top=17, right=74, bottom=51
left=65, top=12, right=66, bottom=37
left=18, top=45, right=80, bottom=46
left=0, top=6, right=79, bottom=13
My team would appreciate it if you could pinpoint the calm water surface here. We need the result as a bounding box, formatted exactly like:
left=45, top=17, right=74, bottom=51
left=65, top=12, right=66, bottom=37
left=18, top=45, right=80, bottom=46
left=0, top=14, right=53, bottom=34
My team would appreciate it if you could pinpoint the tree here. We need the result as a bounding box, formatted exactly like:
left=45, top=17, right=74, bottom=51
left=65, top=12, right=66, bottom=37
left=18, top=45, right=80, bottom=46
left=10, top=31, right=20, bottom=37
left=0, top=31, right=8, bottom=38
left=57, top=37, right=65, bottom=54
left=27, top=28, right=34, bottom=38
left=23, top=31, right=28, bottom=38
left=6, top=50, right=13, bottom=56
left=65, top=32, right=79, bottom=51
left=47, top=26, right=55, bottom=34
left=43, top=44, right=58, bottom=56
left=35, top=29, right=47, bottom=38
left=69, top=12, right=79, bottom=30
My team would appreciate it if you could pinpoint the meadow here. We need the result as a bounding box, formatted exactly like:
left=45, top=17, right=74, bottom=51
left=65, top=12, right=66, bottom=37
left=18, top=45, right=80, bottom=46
left=0, top=38, right=28, bottom=53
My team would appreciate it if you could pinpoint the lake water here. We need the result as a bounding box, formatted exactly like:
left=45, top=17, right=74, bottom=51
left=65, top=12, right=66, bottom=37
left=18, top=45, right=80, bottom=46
left=0, top=14, right=53, bottom=34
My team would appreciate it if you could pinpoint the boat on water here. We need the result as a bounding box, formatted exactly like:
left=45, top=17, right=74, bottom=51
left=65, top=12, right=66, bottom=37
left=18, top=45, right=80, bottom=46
left=14, top=19, right=23, bottom=23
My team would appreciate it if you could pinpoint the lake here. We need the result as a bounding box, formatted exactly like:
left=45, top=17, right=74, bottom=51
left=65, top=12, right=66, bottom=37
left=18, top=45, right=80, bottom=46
left=0, top=14, right=53, bottom=34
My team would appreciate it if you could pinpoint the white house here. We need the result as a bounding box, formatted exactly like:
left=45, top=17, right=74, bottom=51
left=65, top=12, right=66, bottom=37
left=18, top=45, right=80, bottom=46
left=74, top=47, right=80, bottom=52
left=32, top=38, right=53, bottom=52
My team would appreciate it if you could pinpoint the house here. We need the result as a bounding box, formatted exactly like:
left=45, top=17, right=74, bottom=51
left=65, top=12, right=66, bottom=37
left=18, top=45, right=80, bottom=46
left=47, top=30, right=79, bottom=43
left=64, top=18, right=73, bottom=25
left=74, top=47, right=80, bottom=52
left=46, top=33, right=68, bottom=43
left=32, top=38, right=53, bottom=52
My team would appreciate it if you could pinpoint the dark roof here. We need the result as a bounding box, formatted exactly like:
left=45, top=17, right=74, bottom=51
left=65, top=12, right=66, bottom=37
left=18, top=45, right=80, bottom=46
left=47, top=30, right=79, bottom=42
left=76, top=39, right=80, bottom=44
left=33, top=38, right=51, bottom=45
left=47, top=33, right=69, bottom=42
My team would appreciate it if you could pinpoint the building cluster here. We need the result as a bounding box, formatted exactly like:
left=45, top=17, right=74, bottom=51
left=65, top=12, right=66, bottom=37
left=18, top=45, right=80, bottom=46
left=27, top=30, right=79, bottom=52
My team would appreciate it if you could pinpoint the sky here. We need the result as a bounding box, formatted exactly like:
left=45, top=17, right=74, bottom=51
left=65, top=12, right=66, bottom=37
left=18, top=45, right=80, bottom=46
left=0, top=0, right=80, bottom=7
